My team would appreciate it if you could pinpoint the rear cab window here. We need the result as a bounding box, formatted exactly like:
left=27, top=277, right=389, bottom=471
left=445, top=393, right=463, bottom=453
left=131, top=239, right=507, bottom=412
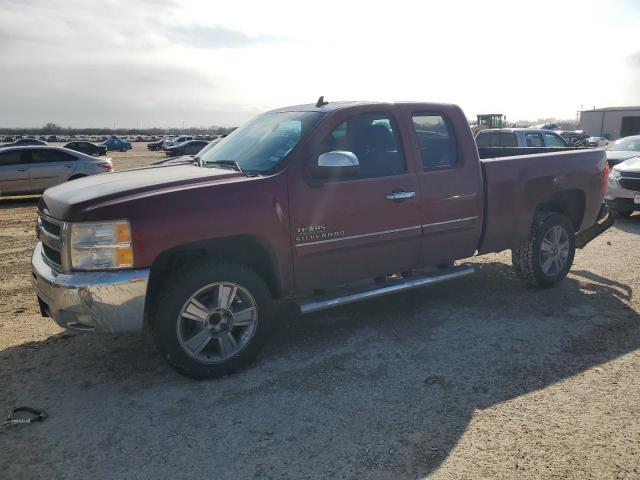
left=543, top=132, right=567, bottom=147
left=412, top=114, right=458, bottom=168
left=475, top=131, right=517, bottom=148
left=525, top=132, right=544, bottom=147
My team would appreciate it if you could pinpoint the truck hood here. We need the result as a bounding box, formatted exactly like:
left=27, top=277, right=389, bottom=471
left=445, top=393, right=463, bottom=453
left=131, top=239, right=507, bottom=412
left=39, top=164, right=245, bottom=220
left=614, top=156, right=640, bottom=172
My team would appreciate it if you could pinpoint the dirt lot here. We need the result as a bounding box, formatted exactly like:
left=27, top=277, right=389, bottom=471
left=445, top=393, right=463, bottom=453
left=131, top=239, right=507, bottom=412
left=1, top=144, right=639, bottom=479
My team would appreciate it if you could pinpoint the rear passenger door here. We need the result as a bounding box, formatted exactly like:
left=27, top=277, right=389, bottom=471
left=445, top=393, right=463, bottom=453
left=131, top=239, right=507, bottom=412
left=0, top=150, right=31, bottom=195
left=27, top=149, right=77, bottom=191
left=402, top=106, right=484, bottom=266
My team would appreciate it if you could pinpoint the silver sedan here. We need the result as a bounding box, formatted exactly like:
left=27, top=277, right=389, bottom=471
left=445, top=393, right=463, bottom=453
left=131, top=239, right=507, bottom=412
left=0, top=146, right=113, bottom=196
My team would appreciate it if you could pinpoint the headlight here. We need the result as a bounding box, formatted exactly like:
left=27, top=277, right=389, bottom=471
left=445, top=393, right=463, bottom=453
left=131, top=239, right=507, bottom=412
left=609, top=168, right=621, bottom=180
left=69, top=220, right=134, bottom=270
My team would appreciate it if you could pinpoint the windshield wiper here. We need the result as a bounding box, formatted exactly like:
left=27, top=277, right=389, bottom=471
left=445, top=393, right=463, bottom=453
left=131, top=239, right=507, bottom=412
left=203, top=159, right=244, bottom=174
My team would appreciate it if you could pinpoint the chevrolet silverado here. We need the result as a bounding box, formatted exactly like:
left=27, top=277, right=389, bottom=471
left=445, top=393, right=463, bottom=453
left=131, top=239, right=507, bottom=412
left=32, top=100, right=613, bottom=378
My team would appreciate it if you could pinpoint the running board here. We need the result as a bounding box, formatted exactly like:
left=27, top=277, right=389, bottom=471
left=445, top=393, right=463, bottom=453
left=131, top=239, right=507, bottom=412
left=298, top=265, right=475, bottom=315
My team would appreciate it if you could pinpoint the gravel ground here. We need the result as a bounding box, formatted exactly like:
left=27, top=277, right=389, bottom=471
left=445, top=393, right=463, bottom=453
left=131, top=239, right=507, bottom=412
left=1, top=145, right=639, bottom=479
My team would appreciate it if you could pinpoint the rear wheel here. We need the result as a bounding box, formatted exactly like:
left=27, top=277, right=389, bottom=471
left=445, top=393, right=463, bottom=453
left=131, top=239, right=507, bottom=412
left=512, top=211, right=576, bottom=287
left=151, top=261, right=273, bottom=379
left=68, top=174, right=86, bottom=181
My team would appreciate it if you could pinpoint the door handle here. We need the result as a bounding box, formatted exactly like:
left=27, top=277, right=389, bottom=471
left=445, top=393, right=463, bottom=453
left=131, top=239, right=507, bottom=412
left=385, top=191, right=416, bottom=201
left=64, top=165, right=73, bottom=168
left=17, top=168, right=26, bottom=172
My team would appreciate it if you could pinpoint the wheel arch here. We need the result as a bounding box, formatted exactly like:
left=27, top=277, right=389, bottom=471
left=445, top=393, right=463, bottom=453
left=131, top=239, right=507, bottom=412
left=534, top=189, right=585, bottom=232
left=145, top=234, right=283, bottom=322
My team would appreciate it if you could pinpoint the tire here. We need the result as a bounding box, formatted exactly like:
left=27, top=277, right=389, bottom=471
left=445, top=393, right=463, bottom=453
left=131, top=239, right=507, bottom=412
left=511, top=211, right=576, bottom=288
left=151, top=260, right=273, bottom=379
left=68, top=174, right=86, bottom=181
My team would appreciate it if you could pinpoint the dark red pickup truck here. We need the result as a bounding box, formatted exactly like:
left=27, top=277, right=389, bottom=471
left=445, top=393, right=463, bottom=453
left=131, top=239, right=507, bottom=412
left=32, top=100, right=613, bottom=378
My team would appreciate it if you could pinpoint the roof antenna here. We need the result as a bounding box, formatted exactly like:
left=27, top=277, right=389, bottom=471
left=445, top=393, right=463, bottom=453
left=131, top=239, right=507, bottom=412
left=316, top=96, right=328, bottom=108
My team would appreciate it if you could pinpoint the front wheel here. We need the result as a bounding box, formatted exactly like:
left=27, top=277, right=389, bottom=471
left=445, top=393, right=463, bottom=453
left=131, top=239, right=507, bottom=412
left=151, top=261, right=273, bottom=379
left=512, top=211, right=576, bottom=287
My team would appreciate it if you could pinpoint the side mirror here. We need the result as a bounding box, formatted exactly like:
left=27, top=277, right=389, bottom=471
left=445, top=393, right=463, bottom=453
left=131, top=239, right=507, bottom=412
left=314, top=151, right=360, bottom=179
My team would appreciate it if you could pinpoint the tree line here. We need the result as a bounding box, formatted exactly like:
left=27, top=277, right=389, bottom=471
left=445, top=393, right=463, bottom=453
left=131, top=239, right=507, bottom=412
left=0, top=122, right=236, bottom=136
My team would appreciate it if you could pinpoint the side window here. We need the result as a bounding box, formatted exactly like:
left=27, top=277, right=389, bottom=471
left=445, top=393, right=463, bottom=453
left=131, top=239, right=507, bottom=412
left=525, top=132, right=544, bottom=147
left=412, top=114, right=457, bottom=168
left=318, top=112, right=405, bottom=178
left=31, top=150, right=77, bottom=163
left=475, top=132, right=490, bottom=147
left=0, top=151, right=25, bottom=166
left=499, top=133, right=518, bottom=147
left=544, top=132, right=566, bottom=147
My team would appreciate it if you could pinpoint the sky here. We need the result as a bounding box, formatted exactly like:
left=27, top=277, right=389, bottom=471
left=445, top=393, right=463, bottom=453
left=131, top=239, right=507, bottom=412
left=1, top=0, right=639, bottom=128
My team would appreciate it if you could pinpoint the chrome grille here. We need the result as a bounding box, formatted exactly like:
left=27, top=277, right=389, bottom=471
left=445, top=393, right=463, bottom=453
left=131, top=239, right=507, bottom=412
left=619, top=178, right=640, bottom=191
left=37, top=212, right=66, bottom=270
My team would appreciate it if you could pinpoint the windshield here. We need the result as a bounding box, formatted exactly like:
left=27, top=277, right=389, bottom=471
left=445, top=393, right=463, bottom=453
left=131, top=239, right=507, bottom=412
left=608, top=136, right=640, bottom=152
left=199, top=111, right=324, bottom=174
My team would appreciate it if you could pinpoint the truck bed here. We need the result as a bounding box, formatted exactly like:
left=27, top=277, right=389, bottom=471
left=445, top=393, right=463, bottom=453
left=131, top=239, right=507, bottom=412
left=478, top=148, right=607, bottom=254
left=477, top=146, right=583, bottom=159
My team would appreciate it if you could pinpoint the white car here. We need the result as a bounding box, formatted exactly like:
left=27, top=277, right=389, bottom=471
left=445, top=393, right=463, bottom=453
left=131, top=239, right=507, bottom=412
left=162, top=135, right=194, bottom=150
left=607, top=156, right=640, bottom=217
left=587, top=136, right=609, bottom=148
left=606, top=135, right=640, bottom=167
left=0, top=146, right=113, bottom=196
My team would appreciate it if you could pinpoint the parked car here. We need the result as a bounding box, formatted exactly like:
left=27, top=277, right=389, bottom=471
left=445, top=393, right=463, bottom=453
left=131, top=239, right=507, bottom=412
left=163, top=135, right=194, bottom=149
left=558, top=131, right=590, bottom=147
left=605, top=135, right=640, bottom=167
left=63, top=141, right=107, bottom=157
left=540, top=123, right=561, bottom=131
left=607, top=156, right=640, bottom=217
left=165, top=140, right=209, bottom=156
left=587, top=136, right=609, bottom=148
left=31, top=100, right=612, bottom=379
left=102, top=138, right=132, bottom=152
left=0, top=146, right=113, bottom=196
left=147, top=137, right=174, bottom=151
left=1, top=138, right=47, bottom=148
left=475, top=128, right=569, bottom=148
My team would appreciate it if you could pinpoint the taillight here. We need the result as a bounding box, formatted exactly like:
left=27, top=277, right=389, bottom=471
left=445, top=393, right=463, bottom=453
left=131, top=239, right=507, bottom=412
left=98, top=162, right=113, bottom=170
left=602, top=162, right=609, bottom=197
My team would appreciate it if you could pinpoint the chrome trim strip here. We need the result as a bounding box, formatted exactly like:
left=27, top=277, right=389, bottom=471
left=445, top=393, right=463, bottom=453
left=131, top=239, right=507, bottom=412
left=385, top=191, right=416, bottom=201
left=38, top=211, right=64, bottom=226
left=37, top=211, right=69, bottom=271
left=299, top=265, right=475, bottom=314
left=37, top=223, right=62, bottom=251
left=422, top=216, right=479, bottom=229
left=295, top=225, right=422, bottom=248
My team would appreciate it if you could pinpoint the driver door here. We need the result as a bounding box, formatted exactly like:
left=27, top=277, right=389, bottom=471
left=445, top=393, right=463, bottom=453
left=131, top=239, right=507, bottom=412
left=288, top=109, right=422, bottom=291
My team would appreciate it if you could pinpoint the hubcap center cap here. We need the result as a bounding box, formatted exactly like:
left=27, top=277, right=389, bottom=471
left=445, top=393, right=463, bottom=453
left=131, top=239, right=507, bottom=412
left=206, top=308, right=233, bottom=333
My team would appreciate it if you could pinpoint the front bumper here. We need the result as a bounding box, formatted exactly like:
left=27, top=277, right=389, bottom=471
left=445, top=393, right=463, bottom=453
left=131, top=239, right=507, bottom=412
left=31, top=243, right=150, bottom=333
left=607, top=176, right=637, bottom=200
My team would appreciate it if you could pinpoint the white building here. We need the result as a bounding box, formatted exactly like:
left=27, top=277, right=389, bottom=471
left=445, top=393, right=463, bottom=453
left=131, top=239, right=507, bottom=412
left=579, top=107, right=640, bottom=139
